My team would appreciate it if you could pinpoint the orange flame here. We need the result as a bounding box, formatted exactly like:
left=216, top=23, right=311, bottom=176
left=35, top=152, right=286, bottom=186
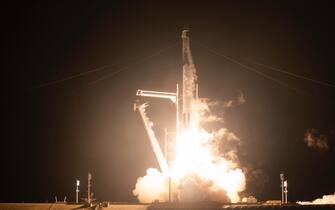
left=133, top=99, right=246, bottom=203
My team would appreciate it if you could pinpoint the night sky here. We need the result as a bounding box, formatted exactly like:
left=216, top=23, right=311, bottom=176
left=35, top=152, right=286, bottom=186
left=4, top=1, right=335, bottom=203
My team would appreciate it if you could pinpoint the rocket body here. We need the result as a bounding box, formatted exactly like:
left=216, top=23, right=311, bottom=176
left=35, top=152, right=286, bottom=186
left=181, top=30, right=197, bottom=129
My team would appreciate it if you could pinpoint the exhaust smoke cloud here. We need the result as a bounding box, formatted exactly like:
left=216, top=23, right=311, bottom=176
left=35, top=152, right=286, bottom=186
left=297, top=193, right=335, bottom=205
left=304, top=128, right=329, bottom=152
left=223, top=91, right=246, bottom=108
left=133, top=99, right=246, bottom=203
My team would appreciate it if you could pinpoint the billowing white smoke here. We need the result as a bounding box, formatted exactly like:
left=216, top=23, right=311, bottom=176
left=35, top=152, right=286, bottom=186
left=223, top=91, right=246, bottom=108
left=133, top=98, right=246, bottom=203
left=133, top=168, right=168, bottom=203
left=297, top=193, right=335, bottom=205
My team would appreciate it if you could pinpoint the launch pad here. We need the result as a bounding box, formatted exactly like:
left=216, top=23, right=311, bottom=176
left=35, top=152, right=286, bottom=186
left=1, top=202, right=334, bottom=210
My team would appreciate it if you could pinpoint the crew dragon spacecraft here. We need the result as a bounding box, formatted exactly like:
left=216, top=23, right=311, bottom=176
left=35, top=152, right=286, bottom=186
left=135, top=30, right=198, bottom=174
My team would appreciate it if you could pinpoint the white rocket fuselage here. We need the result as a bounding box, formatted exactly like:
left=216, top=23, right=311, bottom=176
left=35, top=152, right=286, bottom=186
left=181, top=30, right=197, bottom=130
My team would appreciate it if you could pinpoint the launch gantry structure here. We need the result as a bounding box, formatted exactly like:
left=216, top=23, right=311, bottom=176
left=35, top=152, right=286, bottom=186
left=134, top=29, right=198, bottom=174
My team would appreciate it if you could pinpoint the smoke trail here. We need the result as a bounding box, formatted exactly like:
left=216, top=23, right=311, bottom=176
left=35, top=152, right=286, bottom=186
left=297, top=193, right=335, bottom=205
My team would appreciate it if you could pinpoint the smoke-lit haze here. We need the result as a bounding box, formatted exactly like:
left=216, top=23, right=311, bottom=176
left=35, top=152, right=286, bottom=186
left=298, top=193, right=335, bottom=205
left=304, top=128, right=329, bottom=152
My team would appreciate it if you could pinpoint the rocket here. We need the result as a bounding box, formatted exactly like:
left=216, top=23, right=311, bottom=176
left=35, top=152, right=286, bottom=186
left=134, top=30, right=198, bottom=173
left=181, top=29, right=198, bottom=129
left=135, top=30, right=198, bottom=136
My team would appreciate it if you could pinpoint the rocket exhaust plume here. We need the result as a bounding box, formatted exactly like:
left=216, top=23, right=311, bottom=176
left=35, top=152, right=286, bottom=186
left=133, top=30, right=246, bottom=203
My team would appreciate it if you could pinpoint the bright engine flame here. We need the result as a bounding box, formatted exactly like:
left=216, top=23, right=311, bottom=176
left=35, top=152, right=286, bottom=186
left=133, top=99, right=246, bottom=203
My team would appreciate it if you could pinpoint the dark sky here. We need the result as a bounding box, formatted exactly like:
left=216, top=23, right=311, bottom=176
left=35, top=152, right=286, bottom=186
left=4, top=0, right=335, bottom=203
